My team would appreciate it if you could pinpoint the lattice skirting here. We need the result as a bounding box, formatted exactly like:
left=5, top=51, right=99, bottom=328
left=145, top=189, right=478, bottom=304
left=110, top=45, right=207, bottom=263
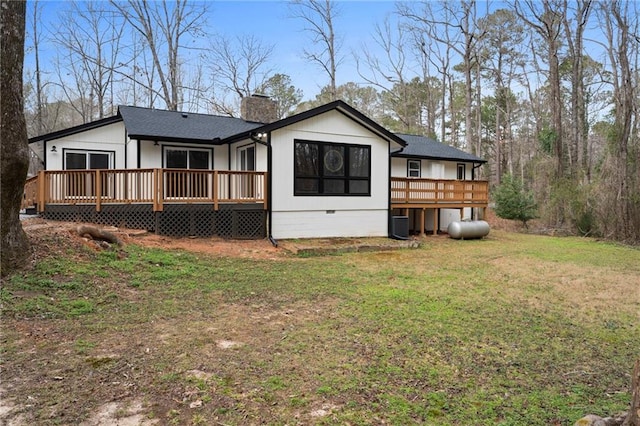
left=42, top=204, right=266, bottom=239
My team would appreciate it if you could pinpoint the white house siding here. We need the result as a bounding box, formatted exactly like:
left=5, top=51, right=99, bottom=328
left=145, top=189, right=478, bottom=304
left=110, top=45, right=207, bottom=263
left=270, top=110, right=399, bottom=239
left=45, top=122, right=126, bottom=170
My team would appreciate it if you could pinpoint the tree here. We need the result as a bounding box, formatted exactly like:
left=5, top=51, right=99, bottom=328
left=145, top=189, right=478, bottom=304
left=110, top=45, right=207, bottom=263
left=294, top=82, right=380, bottom=119
left=208, top=34, right=275, bottom=116
left=493, top=174, right=538, bottom=227
left=514, top=0, right=566, bottom=177
left=562, top=0, right=592, bottom=177
left=258, top=74, right=303, bottom=119
left=596, top=0, right=640, bottom=243
left=290, top=0, right=342, bottom=100
left=110, top=0, right=208, bottom=111
left=478, top=8, right=526, bottom=182
left=1, top=0, right=30, bottom=276
left=52, top=1, right=125, bottom=121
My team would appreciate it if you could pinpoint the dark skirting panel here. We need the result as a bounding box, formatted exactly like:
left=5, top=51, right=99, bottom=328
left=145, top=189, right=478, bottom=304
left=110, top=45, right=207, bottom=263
left=42, top=203, right=266, bottom=239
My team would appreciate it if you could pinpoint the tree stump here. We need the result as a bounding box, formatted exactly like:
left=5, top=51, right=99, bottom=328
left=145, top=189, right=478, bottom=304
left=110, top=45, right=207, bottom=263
left=76, top=225, right=122, bottom=246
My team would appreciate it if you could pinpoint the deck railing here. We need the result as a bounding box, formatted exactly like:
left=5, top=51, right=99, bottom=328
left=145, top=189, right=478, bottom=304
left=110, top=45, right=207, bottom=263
left=26, top=168, right=267, bottom=212
left=391, top=177, right=489, bottom=206
left=21, top=176, right=39, bottom=210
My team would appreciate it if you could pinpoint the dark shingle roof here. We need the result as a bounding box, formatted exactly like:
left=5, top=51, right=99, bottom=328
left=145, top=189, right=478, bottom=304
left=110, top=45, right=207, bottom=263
left=393, top=133, right=486, bottom=163
left=119, top=106, right=262, bottom=143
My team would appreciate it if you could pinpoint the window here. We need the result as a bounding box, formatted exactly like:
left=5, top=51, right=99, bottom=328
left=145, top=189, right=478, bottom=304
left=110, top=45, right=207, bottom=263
left=237, top=144, right=256, bottom=198
left=164, top=147, right=212, bottom=198
left=408, top=160, right=421, bottom=177
left=165, top=147, right=210, bottom=170
left=237, top=144, right=256, bottom=171
left=64, top=150, right=113, bottom=170
left=294, top=140, right=370, bottom=196
left=63, top=150, right=114, bottom=198
left=457, top=163, right=466, bottom=180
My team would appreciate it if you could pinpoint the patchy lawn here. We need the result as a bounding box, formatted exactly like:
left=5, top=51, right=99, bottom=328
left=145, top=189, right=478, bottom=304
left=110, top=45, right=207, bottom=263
left=1, top=222, right=639, bottom=425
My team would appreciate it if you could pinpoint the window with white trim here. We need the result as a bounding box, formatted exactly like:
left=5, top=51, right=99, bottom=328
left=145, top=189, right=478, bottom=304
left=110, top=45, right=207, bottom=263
left=237, top=144, right=256, bottom=171
left=64, top=150, right=113, bottom=170
left=408, top=160, right=421, bottom=177
left=165, top=147, right=211, bottom=169
left=457, top=163, right=466, bottom=180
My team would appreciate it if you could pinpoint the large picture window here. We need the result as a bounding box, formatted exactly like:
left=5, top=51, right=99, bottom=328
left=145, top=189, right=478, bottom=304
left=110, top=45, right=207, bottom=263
left=294, top=140, right=370, bottom=196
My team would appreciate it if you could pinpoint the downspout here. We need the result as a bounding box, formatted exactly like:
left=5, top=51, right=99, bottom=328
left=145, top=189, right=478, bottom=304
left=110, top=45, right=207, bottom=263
left=136, top=139, right=141, bottom=169
left=471, top=162, right=483, bottom=220
left=250, top=133, right=276, bottom=247
left=387, top=139, right=393, bottom=238
left=472, top=162, right=483, bottom=180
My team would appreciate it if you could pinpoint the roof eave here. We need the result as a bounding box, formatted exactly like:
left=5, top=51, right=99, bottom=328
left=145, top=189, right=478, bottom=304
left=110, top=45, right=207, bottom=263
left=392, top=152, right=487, bottom=163
left=28, top=115, right=122, bottom=144
left=222, top=100, right=407, bottom=146
left=127, top=134, right=224, bottom=145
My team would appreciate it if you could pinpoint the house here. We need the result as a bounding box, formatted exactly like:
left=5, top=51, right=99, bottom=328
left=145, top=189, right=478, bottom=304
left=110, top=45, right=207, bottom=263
left=24, top=97, right=488, bottom=240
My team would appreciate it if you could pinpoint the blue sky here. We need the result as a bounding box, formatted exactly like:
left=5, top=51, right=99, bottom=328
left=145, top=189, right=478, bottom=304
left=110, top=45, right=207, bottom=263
left=29, top=0, right=401, bottom=102
left=208, top=1, right=399, bottom=98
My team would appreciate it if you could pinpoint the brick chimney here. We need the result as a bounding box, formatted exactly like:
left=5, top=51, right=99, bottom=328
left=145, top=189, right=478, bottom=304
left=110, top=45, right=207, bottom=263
left=241, top=94, right=278, bottom=123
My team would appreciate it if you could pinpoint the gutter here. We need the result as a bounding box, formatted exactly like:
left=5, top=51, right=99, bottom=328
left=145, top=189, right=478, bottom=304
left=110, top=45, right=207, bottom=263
left=250, top=132, right=276, bottom=247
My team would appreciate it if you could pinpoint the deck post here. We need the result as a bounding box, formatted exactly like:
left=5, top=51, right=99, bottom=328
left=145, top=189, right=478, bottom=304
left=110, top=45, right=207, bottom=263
left=37, top=170, right=46, bottom=213
left=95, top=170, right=102, bottom=212
left=262, top=172, right=268, bottom=210
left=213, top=170, right=219, bottom=211
left=433, top=208, right=438, bottom=236
left=420, top=208, right=426, bottom=237
left=459, top=207, right=464, bottom=221
left=154, top=168, right=164, bottom=212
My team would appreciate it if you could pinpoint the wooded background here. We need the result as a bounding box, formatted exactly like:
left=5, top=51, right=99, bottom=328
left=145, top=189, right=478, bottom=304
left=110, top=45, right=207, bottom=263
left=23, top=0, right=639, bottom=244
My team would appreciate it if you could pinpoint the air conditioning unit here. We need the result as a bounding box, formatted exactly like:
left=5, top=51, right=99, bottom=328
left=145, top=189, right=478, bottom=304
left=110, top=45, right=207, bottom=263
left=391, top=215, right=409, bottom=240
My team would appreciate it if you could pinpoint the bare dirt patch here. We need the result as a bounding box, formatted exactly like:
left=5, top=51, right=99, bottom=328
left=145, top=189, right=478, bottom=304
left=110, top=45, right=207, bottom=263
left=20, top=217, right=286, bottom=261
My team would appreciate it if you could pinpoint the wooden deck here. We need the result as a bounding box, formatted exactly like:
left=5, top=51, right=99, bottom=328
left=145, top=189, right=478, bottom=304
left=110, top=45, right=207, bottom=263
left=391, top=177, right=488, bottom=208
left=390, top=177, right=489, bottom=236
left=22, top=169, right=268, bottom=212
left=23, top=172, right=488, bottom=216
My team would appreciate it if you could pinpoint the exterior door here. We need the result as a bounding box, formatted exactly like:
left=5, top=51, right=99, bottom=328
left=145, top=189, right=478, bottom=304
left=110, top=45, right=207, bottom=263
left=237, top=145, right=256, bottom=198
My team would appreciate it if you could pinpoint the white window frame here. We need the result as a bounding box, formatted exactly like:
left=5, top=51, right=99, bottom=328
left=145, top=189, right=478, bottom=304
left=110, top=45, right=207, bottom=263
left=407, top=159, right=421, bottom=178
left=237, top=144, right=256, bottom=171
left=163, top=146, right=212, bottom=170
left=63, top=149, right=114, bottom=170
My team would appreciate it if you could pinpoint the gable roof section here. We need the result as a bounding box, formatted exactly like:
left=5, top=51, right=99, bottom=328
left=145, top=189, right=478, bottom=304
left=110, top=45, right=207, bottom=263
left=28, top=115, right=122, bottom=143
left=119, top=106, right=262, bottom=144
left=393, top=133, right=486, bottom=163
left=223, top=100, right=407, bottom=147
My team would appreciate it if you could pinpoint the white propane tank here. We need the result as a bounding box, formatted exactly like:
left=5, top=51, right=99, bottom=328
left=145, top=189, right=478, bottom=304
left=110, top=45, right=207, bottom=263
left=447, top=220, right=490, bottom=240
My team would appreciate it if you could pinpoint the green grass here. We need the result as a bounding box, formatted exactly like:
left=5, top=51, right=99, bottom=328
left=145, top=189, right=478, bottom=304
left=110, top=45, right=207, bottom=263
left=1, top=230, right=638, bottom=425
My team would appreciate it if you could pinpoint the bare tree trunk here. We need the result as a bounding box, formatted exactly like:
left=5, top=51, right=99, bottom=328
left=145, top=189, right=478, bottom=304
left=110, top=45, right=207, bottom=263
left=515, top=0, right=566, bottom=177
left=1, top=0, right=30, bottom=276
left=290, top=0, right=341, bottom=101
left=31, top=0, right=44, bottom=135
left=623, top=359, right=640, bottom=426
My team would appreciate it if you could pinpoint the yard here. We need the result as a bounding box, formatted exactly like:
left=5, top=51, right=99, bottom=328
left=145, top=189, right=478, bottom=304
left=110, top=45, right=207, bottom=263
left=1, top=220, right=639, bottom=425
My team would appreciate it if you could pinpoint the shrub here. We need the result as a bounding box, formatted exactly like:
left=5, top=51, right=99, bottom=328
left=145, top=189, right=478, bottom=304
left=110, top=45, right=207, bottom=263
left=493, top=174, right=538, bottom=227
